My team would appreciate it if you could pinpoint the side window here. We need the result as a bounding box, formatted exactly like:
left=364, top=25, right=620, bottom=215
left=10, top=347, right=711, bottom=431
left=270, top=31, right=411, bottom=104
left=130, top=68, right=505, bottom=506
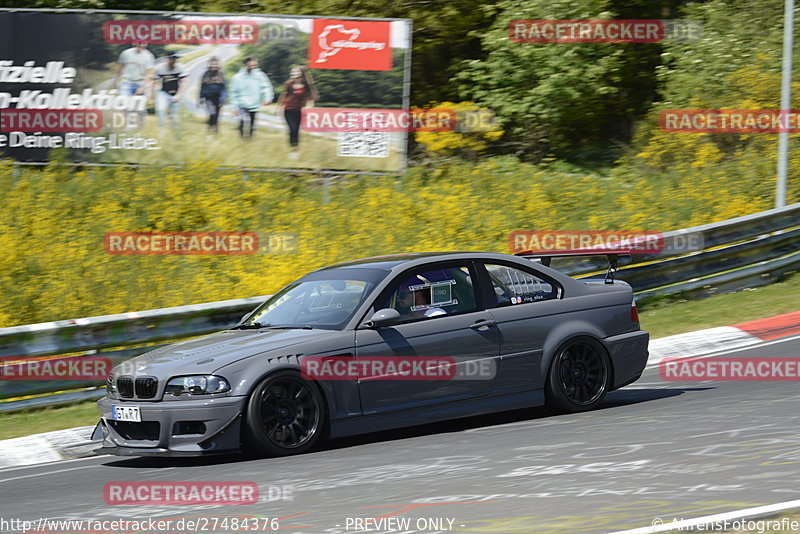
left=485, top=263, right=560, bottom=308
left=377, top=265, right=477, bottom=323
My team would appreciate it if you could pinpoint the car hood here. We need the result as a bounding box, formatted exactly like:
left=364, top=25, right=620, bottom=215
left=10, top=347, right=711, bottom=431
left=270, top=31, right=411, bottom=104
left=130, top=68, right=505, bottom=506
left=114, top=328, right=333, bottom=379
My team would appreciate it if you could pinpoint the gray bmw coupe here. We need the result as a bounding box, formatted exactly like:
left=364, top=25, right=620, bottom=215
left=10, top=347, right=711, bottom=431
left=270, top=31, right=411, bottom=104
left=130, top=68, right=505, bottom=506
left=93, top=251, right=649, bottom=457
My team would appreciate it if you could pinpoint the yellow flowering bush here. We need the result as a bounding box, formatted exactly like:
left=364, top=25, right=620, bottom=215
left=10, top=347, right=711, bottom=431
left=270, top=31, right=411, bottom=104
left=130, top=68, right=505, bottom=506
left=629, top=58, right=800, bottom=222
left=414, top=101, right=504, bottom=160
left=0, top=153, right=787, bottom=328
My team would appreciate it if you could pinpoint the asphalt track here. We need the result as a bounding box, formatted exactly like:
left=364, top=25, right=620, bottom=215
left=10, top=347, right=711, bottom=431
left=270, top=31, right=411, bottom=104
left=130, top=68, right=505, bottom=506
left=1, top=335, right=799, bottom=534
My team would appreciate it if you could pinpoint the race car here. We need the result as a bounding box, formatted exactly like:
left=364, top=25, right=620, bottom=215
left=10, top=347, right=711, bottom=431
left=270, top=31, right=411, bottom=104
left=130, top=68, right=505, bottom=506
left=93, top=251, right=649, bottom=457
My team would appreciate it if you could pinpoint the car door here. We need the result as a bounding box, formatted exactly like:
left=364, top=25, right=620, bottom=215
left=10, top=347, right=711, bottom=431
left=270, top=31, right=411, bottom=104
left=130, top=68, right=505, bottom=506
left=354, top=261, right=500, bottom=414
left=476, top=261, right=568, bottom=394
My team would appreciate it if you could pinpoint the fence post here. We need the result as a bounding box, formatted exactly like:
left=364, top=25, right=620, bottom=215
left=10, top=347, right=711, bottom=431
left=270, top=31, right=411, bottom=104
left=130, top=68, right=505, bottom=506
left=322, top=173, right=333, bottom=204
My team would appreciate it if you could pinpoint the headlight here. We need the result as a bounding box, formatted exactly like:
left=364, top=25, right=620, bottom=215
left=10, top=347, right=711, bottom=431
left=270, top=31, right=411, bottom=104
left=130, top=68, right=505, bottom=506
left=164, top=375, right=231, bottom=397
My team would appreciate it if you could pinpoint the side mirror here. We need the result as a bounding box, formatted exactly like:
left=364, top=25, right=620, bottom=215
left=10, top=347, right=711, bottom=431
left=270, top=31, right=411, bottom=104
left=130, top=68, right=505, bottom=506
left=365, top=308, right=401, bottom=328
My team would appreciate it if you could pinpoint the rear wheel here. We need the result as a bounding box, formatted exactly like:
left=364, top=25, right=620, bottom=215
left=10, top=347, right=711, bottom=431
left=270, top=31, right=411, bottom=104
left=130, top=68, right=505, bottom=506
left=545, top=337, right=611, bottom=413
left=244, top=371, right=325, bottom=457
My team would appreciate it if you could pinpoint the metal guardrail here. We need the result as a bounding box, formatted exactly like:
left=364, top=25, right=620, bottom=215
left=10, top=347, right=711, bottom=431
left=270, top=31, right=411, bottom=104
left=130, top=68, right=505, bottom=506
left=1, top=202, right=799, bottom=412
left=553, top=202, right=800, bottom=275
left=0, top=296, right=270, bottom=411
left=0, top=295, right=269, bottom=359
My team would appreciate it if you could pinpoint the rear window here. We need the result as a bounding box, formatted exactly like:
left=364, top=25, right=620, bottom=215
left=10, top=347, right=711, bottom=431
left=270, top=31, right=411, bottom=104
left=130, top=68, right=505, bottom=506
left=484, top=263, right=560, bottom=307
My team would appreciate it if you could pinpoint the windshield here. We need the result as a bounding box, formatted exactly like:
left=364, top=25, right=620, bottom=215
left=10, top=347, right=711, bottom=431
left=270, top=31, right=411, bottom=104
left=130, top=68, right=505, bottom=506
left=241, top=276, right=377, bottom=330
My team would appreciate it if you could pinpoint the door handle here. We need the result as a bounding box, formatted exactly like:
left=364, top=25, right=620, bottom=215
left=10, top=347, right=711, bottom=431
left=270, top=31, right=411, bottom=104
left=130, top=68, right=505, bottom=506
left=470, top=319, right=496, bottom=330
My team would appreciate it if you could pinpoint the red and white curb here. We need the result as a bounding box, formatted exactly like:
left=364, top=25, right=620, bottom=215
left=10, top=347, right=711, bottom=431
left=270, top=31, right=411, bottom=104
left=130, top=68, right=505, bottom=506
left=647, top=310, right=800, bottom=367
left=0, top=310, right=798, bottom=469
left=647, top=326, right=760, bottom=366
left=0, top=425, right=96, bottom=469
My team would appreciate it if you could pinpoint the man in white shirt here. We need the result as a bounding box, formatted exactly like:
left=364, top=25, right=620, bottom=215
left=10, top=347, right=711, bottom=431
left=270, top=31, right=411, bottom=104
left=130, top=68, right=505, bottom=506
left=115, top=41, right=155, bottom=96
left=152, top=53, right=187, bottom=129
left=114, top=41, right=155, bottom=128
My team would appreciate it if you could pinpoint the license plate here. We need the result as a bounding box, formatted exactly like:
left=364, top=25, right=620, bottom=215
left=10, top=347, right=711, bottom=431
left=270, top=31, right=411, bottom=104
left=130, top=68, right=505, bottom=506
left=112, top=405, right=141, bottom=422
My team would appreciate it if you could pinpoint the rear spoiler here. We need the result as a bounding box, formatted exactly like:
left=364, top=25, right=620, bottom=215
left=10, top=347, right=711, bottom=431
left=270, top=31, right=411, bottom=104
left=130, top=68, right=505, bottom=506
left=514, top=249, right=634, bottom=284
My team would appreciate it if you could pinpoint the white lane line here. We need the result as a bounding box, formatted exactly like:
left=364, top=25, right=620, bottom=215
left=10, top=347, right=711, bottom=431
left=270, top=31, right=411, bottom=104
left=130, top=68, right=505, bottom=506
left=141, top=467, right=176, bottom=474
left=607, top=499, right=800, bottom=534
left=0, top=463, right=106, bottom=484
left=0, top=454, right=110, bottom=474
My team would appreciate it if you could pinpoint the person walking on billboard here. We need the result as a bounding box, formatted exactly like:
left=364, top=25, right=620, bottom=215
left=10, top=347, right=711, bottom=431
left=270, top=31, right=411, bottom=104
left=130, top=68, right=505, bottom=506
left=278, top=65, right=319, bottom=158
left=229, top=56, right=273, bottom=139
left=114, top=40, right=155, bottom=128
left=115, top=40, right=155, bottom=96
left=199, top=57, right=227, bottom=136
left=153, top=53, right=187, bottom=131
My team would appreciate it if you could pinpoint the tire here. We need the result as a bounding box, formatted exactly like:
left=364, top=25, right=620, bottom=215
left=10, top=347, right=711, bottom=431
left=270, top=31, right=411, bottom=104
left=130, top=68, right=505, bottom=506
left=545, top=336, right=612, bottom=414
left=244, top=370, right=325, bottom=457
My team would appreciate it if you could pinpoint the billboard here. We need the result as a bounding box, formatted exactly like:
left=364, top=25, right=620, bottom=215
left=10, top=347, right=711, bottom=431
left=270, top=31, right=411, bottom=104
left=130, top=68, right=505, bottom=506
left=0, top=9, right=411, bottom=172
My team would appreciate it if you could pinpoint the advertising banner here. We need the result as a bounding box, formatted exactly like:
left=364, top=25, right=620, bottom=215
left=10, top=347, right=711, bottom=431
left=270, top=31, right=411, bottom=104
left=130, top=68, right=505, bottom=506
left=0, top=10, right=411, bottom=172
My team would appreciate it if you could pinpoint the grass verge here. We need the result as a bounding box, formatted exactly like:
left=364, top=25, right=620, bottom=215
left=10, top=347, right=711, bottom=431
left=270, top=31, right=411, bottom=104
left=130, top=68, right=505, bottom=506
left=0, top=274, right=797, bottom=440
left=0, top=400, right=98, bottom=441
left=640, top=273, right=800, bottom=338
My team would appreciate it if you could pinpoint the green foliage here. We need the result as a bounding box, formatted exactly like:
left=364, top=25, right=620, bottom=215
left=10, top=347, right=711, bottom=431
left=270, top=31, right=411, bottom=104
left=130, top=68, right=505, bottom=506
left=623, top=0, right=800, bottom=207
left=653, top=0, right=787, bottom=108
left=457, top=0, right=685, bottom=161
left=0, top=0, right=201, bottom=10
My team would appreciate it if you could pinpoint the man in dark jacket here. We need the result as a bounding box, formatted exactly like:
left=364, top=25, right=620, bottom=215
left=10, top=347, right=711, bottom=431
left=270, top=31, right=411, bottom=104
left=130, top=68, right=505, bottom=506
left=199, top=57, right=227, bottom=135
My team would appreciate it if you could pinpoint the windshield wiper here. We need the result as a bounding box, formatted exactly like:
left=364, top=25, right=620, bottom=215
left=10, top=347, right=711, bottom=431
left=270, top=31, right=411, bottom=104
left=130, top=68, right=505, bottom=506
left=231, top=322, right=271, bottom=330
left=253, top=324, right=316, bottom=330
left=231, top=323, right=316, bottom=330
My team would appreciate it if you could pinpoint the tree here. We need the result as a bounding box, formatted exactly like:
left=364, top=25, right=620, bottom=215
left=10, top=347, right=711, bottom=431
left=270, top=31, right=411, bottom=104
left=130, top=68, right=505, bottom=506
left=626, top=0, right=800, bottom=205
left=456, top=0, right=685, bottom=161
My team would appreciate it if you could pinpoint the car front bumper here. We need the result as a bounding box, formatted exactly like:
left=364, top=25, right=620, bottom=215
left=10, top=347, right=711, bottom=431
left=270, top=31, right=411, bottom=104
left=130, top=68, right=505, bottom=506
left=93, top=395, right=247, bottom=456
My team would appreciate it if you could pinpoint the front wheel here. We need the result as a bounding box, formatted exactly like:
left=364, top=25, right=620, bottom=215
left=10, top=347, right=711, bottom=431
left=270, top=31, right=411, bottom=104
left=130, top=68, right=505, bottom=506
left=244, top=371, right=325, bottom=457
left=545, top=337, right=611, bottom=413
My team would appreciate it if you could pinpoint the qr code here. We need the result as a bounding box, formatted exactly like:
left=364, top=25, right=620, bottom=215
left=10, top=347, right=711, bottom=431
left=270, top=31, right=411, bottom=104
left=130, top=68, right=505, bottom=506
left=337, top=132, right=389, bottom=158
